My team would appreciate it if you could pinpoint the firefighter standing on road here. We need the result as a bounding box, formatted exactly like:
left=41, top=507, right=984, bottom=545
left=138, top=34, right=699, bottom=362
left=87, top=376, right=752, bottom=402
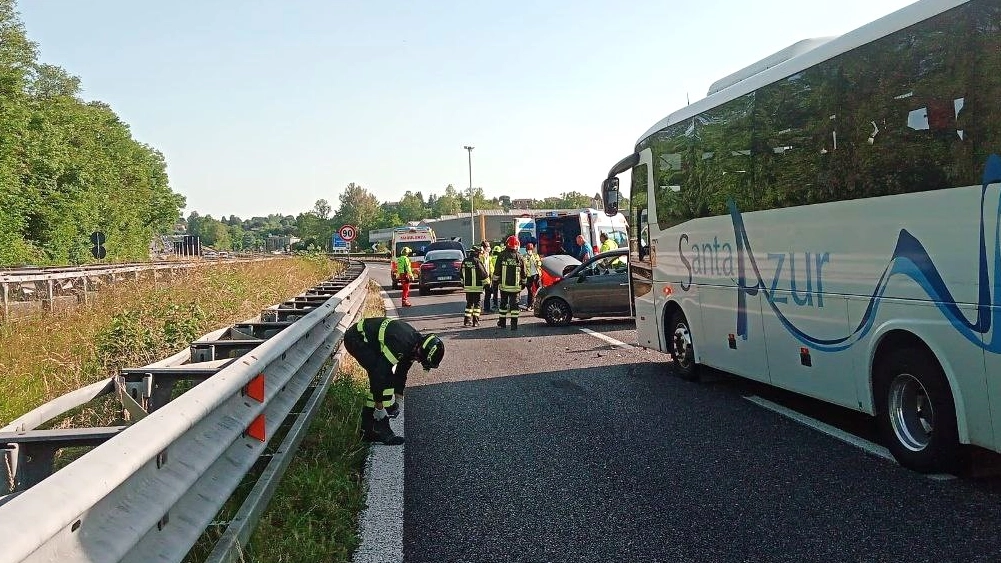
left=523, top=242, right=542, bottom=310
left=493, top=235, right=527, bottom=330
left=480, top=241, right=494, bottom=313
left=343, top=316, right=444, bottom=445
left=486, top=244, right=502, bottom=313
left=461, top=247, right=489, bottom=326
left=396, top=247, right=414, bottom=307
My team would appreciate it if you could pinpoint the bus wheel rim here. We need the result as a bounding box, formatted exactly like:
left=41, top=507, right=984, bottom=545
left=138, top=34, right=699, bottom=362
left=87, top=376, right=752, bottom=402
left=673, top=324, right=692, bottom=368
left=889, top=373, right=934, bottom=452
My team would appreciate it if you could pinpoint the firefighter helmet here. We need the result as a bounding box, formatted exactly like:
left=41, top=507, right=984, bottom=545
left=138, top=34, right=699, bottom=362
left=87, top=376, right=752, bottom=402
left=417, top=334, right=444, bottom=370
left=506, top=235, right=519, bottom=249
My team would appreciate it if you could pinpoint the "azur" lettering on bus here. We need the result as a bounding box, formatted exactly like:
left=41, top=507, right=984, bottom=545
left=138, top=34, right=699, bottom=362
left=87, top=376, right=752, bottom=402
left=678, top=233, right=831, bottom=307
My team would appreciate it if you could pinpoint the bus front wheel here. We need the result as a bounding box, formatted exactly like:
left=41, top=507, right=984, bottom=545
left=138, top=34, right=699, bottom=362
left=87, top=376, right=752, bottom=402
left=874, top=347, right=961, bottom=474
left=669, top=310, right=699, bottom=381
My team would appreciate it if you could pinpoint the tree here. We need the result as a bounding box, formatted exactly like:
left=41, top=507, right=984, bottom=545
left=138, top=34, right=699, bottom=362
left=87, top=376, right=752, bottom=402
left=431, top=185, right=462, bottom=217
left=334, top=183, right=381, bottom=247
left=27, top=63, right=80, bottom=99
left=396, top=191, right=428, bottom=222
left=0, top=1, right=185, bottom=266
left=313, top=199, right=331, bottom=220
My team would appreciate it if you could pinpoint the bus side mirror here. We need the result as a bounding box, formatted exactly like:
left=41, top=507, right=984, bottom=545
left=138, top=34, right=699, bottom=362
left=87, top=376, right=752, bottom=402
left=602, top=177, right=619, bottom=217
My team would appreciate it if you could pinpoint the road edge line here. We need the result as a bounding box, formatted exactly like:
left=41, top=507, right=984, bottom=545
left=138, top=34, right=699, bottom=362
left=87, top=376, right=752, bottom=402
left=353, top=284, right=404, bottom=563
left=743, top=395, right=895, bottom=462
left=579, top=327, right=633, bottom=349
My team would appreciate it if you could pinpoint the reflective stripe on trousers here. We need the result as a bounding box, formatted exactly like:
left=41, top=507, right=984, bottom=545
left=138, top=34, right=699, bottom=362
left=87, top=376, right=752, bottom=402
left=364, top=388, right=396, bottom=408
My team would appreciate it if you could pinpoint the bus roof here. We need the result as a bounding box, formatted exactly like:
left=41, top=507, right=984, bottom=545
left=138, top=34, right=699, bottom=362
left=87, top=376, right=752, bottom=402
left=637, top=0, right=968, bottom=146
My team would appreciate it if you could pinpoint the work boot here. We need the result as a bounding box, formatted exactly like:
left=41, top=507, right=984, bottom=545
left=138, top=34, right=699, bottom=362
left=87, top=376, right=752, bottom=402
left=463, top=317, right=470, bottom=327
left=510, top=318, right=518, bottom=331
left=472, top=317, right=479, bottom=327
left=370, top=416, right=405, bottom=446
left=386, top=402, right=400, bottom=418
left=360, top=407, right=379, bottom=441
left=497, top=318, right=506, bottom=328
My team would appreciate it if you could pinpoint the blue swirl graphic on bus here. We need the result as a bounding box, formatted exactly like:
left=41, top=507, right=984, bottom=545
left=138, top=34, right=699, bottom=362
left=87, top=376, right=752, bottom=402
left=731, top=154, right=1001, bottom=353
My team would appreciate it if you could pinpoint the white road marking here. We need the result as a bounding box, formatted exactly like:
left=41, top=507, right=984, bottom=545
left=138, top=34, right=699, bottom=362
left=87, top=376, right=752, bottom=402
left=354, top=285, right=404, bottom=562
left=353, top=417, right=405, bottom=563
left=380, top=288, right=397, bottom=319
left=744, top=395, right=895, bottom=462
left=579, top=327, right=633, bottom=349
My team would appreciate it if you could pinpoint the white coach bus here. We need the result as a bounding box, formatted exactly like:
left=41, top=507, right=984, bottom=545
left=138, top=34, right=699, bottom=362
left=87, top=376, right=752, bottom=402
left=601, top=0, right=1001, bottom=473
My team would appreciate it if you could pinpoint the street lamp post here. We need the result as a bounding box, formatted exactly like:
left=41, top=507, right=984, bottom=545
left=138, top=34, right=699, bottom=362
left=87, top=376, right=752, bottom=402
left=464, top=145, right=475, bottom=245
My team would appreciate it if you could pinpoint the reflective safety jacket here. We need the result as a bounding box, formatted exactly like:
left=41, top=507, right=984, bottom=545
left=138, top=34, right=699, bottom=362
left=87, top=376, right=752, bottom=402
left=480, top=248, right=493, bottom=282
left=461, top=256, right=489, bottom=292
left=600, top=239, right=618, bottom=253
left=525, top=251, right=541, bottom=276
left=493, top=248, right=526, bottom=292
left=354, top=317, right=421, bottom=368
left=352, top=316, right=423, bottom=399
left=489, top=247, right=501, bottom=277
left=396, top=255, right=413, bottom=279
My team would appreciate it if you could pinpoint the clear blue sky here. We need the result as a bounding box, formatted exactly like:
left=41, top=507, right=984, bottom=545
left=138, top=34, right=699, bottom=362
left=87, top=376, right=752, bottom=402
left=18, top=0, right=916, bottom=219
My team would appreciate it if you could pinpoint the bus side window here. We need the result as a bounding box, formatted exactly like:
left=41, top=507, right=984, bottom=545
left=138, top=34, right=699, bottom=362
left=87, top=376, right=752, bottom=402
left=638, top=209, right=650, bottom=261
left=631, top=162, right=650, bottom=263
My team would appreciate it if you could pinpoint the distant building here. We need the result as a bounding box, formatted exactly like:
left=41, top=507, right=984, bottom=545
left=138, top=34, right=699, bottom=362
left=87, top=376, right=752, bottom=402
left=265, top=235, right=300, bottom=252
left=511, top=198, right=533, bottom=209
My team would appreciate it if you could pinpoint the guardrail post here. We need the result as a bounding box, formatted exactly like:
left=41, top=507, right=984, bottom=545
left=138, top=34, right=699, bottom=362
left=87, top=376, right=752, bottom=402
left=1, top=282, right=8, bottom=322
left=82, top=276, right=89, bottom=305
left=45, top=280, right=54, bottom=312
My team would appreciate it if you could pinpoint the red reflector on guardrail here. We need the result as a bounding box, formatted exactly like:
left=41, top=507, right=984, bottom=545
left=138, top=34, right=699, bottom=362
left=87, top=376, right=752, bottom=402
left=245, top=373, right=265, bottom=403
left=246, top=414, right=266, bottom=442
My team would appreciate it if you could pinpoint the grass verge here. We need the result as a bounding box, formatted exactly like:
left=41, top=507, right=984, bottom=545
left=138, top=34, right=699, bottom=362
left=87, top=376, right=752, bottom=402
left=0, top=255, right=341, bottom=426
left=185, top=280, right=383, bottom=562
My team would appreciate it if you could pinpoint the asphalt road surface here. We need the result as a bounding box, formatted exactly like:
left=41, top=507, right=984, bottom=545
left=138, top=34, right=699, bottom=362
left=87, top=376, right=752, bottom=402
left=366, top=264, right=1001, bottom=563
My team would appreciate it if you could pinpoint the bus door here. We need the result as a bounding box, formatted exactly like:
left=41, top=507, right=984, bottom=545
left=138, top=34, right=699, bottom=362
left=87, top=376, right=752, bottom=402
left=629, top=149, right=659, bottom=349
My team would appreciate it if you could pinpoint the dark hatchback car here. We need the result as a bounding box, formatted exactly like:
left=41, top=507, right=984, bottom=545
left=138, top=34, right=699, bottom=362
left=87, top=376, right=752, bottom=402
left=533, top=248, right=631, bottom=325
left=418, top=249, right=466, bottom=295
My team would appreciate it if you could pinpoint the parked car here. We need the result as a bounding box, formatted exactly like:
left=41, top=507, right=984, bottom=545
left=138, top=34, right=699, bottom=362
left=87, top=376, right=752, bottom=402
left=425, top=240, right=465, bottom=253
left=540, top=254, right=581, bottom=288
left=418, top=249, right=465, bottom=295
left=533, top=249, right=631, bottom=326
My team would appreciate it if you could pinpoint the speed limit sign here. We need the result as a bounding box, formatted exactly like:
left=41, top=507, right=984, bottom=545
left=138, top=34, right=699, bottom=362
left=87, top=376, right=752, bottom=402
left=338, top=224, right=357, bottom=242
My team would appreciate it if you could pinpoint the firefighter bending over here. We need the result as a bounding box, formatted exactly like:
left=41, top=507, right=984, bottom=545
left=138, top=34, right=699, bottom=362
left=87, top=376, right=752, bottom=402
left=344, top=317, right=444, bottom=445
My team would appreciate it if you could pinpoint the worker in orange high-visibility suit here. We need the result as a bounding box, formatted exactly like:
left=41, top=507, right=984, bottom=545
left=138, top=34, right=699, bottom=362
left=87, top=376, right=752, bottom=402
left=397, top=246, right=414, bottom=307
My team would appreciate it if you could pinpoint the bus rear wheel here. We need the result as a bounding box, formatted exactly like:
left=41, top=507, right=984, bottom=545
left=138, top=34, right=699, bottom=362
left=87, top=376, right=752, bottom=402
left=669, top=310, right=699, bottom=381
left=875, top=347, right=960, bottom=474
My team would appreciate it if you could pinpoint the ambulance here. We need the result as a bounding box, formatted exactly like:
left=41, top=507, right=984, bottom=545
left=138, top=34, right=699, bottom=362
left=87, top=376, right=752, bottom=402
left=515, top=208, right=628, bottom=258
left=390, top=225, right=436, bottom=289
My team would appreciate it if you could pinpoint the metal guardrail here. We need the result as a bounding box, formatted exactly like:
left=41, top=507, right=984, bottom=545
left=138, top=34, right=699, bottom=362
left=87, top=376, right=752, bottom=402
left=1, top=257, right=278, bottom=320
left=0, top=259, right=370, bottom=562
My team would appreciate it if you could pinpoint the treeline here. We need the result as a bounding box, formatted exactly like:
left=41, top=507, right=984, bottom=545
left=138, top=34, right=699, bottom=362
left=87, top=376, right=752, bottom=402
left=192, top=184, right=604, bottom=252
left=0, top=1, right=185, bottom=266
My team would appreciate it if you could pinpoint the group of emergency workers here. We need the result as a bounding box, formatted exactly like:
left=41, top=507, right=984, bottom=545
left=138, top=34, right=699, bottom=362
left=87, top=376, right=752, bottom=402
left=457, top=236, right=542, bottom=330
left=356, top=232, right=622, bottom=446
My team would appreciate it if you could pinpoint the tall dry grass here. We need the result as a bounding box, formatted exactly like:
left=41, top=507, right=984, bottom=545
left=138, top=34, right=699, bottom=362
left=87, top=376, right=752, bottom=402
left=0, top=256, right=341, bottom=426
